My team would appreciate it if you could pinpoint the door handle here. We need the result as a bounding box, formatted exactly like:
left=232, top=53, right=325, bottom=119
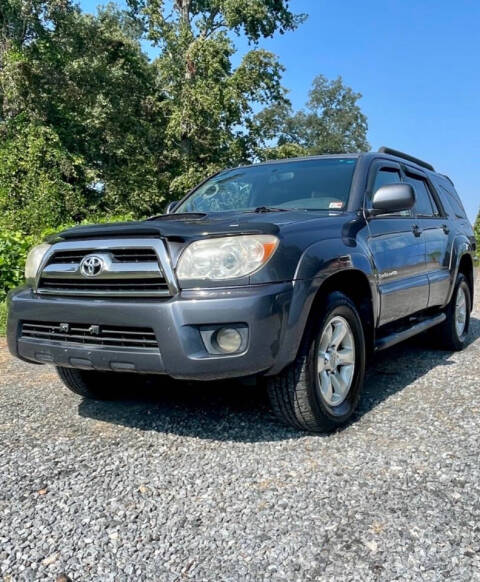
left=442, top=223, right=450, bottom=235
left=412, top=224, right=422, bottom=237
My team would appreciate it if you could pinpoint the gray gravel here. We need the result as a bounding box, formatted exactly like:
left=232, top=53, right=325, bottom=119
left=1, top=289, right=480, bottom=581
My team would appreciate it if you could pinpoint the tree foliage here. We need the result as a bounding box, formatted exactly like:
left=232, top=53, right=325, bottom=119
left=474, top=209, right=480, bottom=252
left=1, top=1, right=168, bottom=218
left=129, top=0, right=305, bottom=44
left=0, top=300, right=6, bottom=335
left=1, top=0, right=166, bottom=224
left=256, top=75, right=369, bottom=160
left=128, top=0, right=304, bottom=195
left=0, top=119, right=86, bottom=233
left=0, top=229, right=35, bottom=299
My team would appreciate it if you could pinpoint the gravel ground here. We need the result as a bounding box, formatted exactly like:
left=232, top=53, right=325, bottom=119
left=1, top=289, right=480, bottom=581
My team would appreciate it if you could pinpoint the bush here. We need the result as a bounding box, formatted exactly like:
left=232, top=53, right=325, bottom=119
left=0, top=231, right=35, bottom=300
left=0, top=302, right=6, bottom=336
left=474, top=210, right=480, bottom=249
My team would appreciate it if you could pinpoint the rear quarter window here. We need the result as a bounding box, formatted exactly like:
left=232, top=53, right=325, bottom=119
left=434, top=179, right=467, bottom=219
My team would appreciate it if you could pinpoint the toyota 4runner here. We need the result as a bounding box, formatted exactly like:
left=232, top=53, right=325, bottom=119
left=6, top=147, right=476, bottom=432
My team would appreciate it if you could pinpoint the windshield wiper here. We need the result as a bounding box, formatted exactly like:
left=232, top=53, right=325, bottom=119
left=252, top=206, right=290, bottom=213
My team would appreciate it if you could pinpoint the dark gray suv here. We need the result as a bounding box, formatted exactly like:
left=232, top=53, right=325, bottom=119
left=7, top=147, right=476, bottom=432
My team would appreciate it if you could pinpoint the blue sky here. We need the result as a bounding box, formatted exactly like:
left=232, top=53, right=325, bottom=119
left=80, top=0, right=479, bottom=222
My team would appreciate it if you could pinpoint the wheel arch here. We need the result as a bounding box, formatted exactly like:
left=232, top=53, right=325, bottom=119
left=306, top=269, right=375, bottom=354
left=457, top=253, right=475, bottom=309
left=445, top=233, right=475, bottom=308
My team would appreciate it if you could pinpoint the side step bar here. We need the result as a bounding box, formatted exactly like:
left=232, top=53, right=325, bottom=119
left=374, top=313, right=446, bottom=352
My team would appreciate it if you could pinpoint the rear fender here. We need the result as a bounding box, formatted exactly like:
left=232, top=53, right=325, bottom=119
left=446, top=235, right=475, bottom=306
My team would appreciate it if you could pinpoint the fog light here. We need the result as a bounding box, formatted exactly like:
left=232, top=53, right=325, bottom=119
left=215, top=327, right=243, bottom=353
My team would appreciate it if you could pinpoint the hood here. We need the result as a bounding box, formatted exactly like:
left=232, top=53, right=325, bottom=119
left=54, top=210, right=342, bottom=242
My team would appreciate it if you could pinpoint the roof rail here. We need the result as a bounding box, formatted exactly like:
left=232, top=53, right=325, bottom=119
left=378, top=146, right=435, bottom=172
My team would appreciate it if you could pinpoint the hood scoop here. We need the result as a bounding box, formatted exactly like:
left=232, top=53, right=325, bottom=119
left=145, top=212, right=207, bottom=222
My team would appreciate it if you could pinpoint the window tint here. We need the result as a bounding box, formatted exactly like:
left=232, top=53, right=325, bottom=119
left=438, top=183, right=466, bottom=219
left=373, top=168, right=401, bottom=192
left=405, top=175, right=439, bottom=217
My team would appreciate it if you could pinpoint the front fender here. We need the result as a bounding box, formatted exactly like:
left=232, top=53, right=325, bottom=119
left=293, top=238, right=375, bottom=280
left=267, top=239, right=378, bottom=375
left=293, top=238, right=378, bottom=320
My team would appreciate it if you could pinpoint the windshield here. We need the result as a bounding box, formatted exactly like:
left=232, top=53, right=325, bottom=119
left=175, top=158, right=358, bottom=214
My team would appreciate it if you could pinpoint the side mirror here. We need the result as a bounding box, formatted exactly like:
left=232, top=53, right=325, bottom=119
left=165, top=200, right=179, bottom=214
left=370, top=183, right=415, bottom=216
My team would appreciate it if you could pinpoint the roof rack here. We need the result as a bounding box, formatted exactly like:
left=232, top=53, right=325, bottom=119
left=378, top=146, right=435, bottom=172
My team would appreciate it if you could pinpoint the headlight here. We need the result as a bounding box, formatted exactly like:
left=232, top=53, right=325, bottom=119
left=176, top=235, right=279, bottom=281
left=25, top=243, right=51, bottom=281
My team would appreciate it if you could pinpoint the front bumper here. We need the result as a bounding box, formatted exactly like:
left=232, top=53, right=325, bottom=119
left=7, top=283, right=296, bottom=380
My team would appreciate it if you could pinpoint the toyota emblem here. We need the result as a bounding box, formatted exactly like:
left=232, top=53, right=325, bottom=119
left=80, top=255, right=105, bottom=277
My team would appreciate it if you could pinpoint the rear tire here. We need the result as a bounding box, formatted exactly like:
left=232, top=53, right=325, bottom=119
left=436, top=273, right=471, bottom=351
left=56, top=367, right=130, bottom=400
left=267, top=291, right=366, bottom=433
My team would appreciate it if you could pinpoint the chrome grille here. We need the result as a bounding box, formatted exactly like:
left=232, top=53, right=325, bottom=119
left=36, top=238, right=177, bottom=298
left=47, top=248, right=158, bottom=265
left=21, top=321, right=158, bottom=349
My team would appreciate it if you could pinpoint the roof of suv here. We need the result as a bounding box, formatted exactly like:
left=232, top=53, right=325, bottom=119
left=247, top=148, right=454, bottom=184
left=245, top=153, right=360, bottom=166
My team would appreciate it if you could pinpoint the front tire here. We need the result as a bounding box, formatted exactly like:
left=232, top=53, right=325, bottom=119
left=267, top=291, right=366, bottom=433
left=56, top=367, right=129, bottom=400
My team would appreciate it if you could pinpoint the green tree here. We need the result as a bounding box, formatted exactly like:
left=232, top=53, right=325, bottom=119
left=0, top=0, right=76, bottom=119
left=128, top=0, right=305, bottom=197
left=41, top=4, right=168, bottom=214
left=1, top=1, right=167, bottom=221
left=0, top=119, right=86, bottom=233
left=256, top=74, right=369, bottom=160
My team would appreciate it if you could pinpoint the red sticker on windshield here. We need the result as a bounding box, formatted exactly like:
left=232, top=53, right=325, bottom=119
left=329, top=201, right=343, bottom=209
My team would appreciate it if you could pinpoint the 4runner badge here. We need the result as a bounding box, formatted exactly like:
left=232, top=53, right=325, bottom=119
left=80, top=255, right=105, bottom=277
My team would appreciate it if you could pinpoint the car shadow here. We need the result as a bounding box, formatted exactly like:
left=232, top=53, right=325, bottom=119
left=78, top=317, right=480, bottom=443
